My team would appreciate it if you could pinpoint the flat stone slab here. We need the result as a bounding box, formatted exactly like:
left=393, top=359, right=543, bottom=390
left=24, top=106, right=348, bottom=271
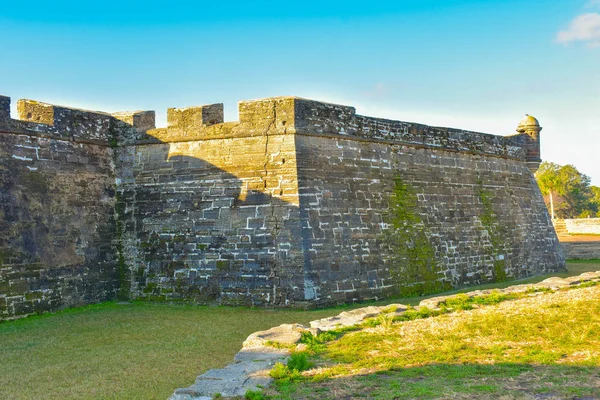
left=234, top=347, right=289, bottom=363
left=170, top=348, right=288, bottom=399
left=310, top=304, right=407, bottom=332
left=243, top=323, right=307, bottom=348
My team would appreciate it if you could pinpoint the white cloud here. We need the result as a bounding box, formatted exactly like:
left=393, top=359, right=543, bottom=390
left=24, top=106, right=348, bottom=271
left=587, top=0, right=600, bottom=8
left=556, top=13, right=600, bottom=46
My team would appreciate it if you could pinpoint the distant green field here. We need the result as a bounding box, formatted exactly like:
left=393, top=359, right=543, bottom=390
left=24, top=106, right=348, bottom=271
left=1, top=261, right=598, bottom=400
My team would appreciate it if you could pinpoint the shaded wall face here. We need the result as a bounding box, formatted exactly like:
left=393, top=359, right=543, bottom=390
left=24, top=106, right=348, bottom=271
left=294, top=135, right=564, bottom=304
left=0, top=132, right=118, bottom=319
left=117, top=134, right=307, bottom=306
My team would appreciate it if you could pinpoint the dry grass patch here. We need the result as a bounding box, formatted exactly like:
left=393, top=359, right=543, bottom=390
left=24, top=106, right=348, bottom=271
left=267, top=285, right=600, bottom=399
left=321, top=286, right=600, bottom=376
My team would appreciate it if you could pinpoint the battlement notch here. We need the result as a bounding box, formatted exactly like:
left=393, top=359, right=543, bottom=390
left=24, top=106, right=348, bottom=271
left=168, top=104, right=224, bottom=130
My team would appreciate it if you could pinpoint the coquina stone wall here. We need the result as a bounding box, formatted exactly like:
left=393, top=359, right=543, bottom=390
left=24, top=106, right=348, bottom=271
left=0, top=94, right=565, bottom=318
left=290, top=99, right=561, bottom=303
left=0, top=97, right=121, bottom=319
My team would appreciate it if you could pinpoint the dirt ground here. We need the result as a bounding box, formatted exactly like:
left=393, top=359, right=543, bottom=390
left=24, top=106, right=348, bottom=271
left=558, top=235, right=600, bottom=242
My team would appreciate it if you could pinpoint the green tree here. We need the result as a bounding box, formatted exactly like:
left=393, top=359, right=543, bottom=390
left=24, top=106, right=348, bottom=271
left=534, top=161, right=596, bottom=219
left=590, top=186, right=600, bottom=217
left=535, top=162, right=561, bottom=219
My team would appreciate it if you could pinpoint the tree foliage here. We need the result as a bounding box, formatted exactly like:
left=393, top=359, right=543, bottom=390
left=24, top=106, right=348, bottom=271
left=534, top=161, right=599, bottom=219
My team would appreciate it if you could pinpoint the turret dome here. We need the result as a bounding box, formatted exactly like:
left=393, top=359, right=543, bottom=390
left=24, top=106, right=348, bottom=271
left=517, top=114, right=540, bottom=133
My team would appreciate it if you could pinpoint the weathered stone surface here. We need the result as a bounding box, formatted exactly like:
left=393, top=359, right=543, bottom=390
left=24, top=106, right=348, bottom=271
left=115, top=133, right=305, bottom=307
left=170, top=344, right=290, bottom=399
left=243, top=323, right=308, bottom=348
left=170, top=359, right=276, bottom=399
left=310, top=304, right=408, bottom=331
left=294, top=132, right=562, bottom=304
left=0, top=94, right=565, bottom=319
left=0, top=96, right=10, bottom=123
left=0, top=127, right=118, bottom=319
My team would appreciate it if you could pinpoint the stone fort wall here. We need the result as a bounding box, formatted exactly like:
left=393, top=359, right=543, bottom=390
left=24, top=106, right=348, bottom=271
left=0, top=97, right=120, bottom=318
left=0, top=95, right=564, bottom=319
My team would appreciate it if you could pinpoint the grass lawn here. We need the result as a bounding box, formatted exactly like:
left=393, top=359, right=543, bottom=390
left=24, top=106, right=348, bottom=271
left=265, top=262, right=600, bottom=400
left=1, top=261, right=599, bottom=400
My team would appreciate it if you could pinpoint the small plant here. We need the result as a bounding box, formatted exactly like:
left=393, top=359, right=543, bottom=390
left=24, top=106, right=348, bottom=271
left=525, top=286, right=553, bottom=294
left=394, top=306, right=442, bottom=322
left=317, top=331, right=339, bottom=342
left=444, top=293, right=473, bottom=310
left=576, top=281, right=598, bottom=288
left=474, top=291, right=517, bottom=305
left=264, top=340, right=295, bottom=350
left=270, top=362, right=291, bottom=380
left=379, top=313, right=396, bottom=329
left=299, top=329, right=352, bottom=353
left=299, top=331, right=325, bottom=353
left=299, top=331, right=318, bottom=346
left=245, top=389, right=265, bottom=400
left=269, top=352, right=314, bottom=382
left=269, top=362, right=302, bottom=383
left=366, top=312, right=396, bottom=329
left=287, top=352, right=313, bottom=372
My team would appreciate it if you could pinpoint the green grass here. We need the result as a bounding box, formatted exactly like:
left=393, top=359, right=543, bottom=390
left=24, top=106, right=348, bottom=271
left=1, top=261, right=598, bottom=399
left=262, top=263, right=600, bottom=399
left=0, top=302, right=337, bottom=400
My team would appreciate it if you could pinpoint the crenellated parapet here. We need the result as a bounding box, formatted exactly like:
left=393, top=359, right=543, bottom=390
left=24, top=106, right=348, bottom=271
left=0, top=95, right=155, bottom=146
left=142, top=96, right=534, bottom=162
left=0, top=94, right=540, bottom=162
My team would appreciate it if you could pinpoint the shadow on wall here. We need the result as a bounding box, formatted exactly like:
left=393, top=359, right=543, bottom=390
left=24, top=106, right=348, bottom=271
left=0, top=94, right=564, bottom=319
left=0, top=106, right=119, bottom=318
left=117, top=141, right=308, bottom=307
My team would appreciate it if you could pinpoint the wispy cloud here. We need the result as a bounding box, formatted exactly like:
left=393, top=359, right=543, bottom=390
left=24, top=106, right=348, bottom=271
left=587, top=0, right=600, bottom=8
left=361, top=83, right=393, bottom=101
left=557, top=13, right=600, bottom=47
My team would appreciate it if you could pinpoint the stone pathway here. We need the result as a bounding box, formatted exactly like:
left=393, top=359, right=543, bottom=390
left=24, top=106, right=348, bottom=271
left=169, top=271, right=600, bottom=400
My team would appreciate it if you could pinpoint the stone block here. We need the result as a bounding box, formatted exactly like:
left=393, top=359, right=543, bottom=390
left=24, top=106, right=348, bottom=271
left=167, top=103, right=224, bottom=130
left=17, top=99, right=113, bottom=141
left=114, top=110, right=155, bottom=131
left=0, top=95, right=10, bottom=123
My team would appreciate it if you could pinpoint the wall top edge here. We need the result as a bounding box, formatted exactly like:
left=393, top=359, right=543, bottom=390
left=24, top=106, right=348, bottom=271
left=0, top=94, right=532, bottom=159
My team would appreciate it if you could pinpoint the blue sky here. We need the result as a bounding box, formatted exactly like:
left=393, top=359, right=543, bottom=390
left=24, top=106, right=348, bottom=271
left=1, top=0, right=598, bottom=184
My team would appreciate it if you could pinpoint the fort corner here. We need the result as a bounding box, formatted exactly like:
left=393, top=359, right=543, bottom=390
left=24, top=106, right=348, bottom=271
left=0, top=95, right=564, bottom=319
